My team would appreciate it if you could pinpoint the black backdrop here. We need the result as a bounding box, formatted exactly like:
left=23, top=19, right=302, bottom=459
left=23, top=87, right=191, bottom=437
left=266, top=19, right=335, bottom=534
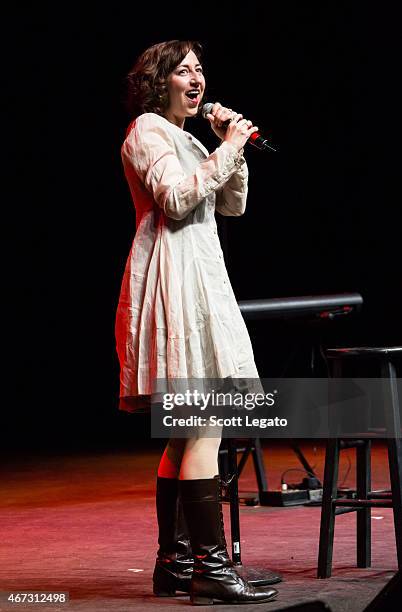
left=5, top=3, right=401, bottom=451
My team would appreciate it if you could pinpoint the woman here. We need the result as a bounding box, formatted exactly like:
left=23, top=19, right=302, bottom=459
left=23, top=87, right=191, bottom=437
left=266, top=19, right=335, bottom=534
left=115, top=40, right=278, bottom=605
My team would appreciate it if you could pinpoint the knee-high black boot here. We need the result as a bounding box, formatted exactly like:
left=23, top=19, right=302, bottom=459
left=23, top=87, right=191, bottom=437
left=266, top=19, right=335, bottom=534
left=153, top=476, right=193, bottom=596
left=180, top=476, right=278, bottom=605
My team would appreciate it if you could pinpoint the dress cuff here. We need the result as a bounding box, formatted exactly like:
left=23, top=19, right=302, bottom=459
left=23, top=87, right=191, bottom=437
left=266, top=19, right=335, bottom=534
left=220, top=141, right=245, bottom=168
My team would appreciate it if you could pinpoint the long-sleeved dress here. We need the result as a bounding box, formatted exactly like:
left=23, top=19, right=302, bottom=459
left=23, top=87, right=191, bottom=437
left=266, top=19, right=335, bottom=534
left=115, top=112, right=260, bottom=412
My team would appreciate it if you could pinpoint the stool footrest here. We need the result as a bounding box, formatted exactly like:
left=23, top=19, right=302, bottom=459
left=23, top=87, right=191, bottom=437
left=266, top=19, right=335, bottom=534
left=335, top=507, right=361, bottom=516
left=334, top=498, right=393, bottom=508
left=368, top=490, right=392, bottom=498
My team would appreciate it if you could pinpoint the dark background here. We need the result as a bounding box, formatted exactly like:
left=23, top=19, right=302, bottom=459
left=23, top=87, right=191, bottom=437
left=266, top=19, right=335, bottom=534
left=5, top=3, right=401, bottom=452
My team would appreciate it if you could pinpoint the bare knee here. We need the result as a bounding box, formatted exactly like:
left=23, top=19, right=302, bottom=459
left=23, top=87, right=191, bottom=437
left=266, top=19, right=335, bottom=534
left=157, top=438, right=186, bottom=478
left=166, top=438, right=186, bottom=464
left=179, top=436, right=222, bottom=480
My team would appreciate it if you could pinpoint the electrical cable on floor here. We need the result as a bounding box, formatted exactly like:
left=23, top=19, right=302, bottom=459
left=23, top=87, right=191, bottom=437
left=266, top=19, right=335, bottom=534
left=280, top=467, right=316, bottom=488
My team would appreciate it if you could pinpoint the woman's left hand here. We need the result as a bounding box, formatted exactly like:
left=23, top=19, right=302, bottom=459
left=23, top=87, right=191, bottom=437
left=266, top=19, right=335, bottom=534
left=206, top=102, right=242, bottom=140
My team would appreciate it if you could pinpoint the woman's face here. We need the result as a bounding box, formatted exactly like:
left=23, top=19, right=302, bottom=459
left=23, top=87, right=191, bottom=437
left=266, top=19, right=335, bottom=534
left=165, top=50, right=205, bottom=127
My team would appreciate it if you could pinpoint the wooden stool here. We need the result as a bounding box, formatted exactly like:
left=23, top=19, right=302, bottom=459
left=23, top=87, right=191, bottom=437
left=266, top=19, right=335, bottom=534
left=317, top=346, right=402, bottom=578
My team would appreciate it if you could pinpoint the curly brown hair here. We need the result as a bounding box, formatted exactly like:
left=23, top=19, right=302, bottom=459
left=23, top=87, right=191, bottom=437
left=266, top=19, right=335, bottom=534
left=125, top=40, right=203, bottom=119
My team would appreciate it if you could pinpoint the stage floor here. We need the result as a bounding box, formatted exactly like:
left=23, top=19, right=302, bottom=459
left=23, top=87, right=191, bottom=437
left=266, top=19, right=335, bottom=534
left=0, top=442, right=398, bottom=611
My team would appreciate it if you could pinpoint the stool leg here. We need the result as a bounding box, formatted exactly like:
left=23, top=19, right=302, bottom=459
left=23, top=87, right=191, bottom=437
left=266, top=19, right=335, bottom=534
left=382, top=359, right=402, bottom=570
left=251, top=437, right=269, bottom=494
left=219, top=441, right=229, bottom=482
left=388, top=438, right=402, bottom=570
left=356, top=440, right=371, bottom=567
left=318, top=438, right=340, bottom=578
left=227, top=438, right=242, bottom=564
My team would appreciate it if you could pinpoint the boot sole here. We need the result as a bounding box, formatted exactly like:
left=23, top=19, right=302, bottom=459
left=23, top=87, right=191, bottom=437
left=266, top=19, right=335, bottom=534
left=248, top=577, right=282, bottom=586
left=191, top=594, right=278, bottom=605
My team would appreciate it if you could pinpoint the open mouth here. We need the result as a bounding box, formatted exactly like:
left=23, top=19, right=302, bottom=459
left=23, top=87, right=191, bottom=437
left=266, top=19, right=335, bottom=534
left=185, top=90, right=200, bottom=104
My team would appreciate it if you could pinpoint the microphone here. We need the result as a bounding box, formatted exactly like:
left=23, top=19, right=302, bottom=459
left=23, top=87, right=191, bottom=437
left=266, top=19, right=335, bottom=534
left=201, top=102, right=277, bottom=152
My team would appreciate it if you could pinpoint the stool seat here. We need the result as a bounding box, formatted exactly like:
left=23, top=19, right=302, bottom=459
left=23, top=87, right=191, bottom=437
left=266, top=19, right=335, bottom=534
left=326, top=346, right=402, bottom=357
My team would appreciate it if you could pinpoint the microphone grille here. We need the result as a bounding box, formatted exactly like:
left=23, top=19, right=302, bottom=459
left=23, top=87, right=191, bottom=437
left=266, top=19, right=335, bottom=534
left=201, top=102, right=213, bottom=119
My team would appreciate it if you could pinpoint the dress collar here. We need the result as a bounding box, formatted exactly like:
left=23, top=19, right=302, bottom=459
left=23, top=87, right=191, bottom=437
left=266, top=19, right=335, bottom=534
left=153, top=113, right=208, bottom=159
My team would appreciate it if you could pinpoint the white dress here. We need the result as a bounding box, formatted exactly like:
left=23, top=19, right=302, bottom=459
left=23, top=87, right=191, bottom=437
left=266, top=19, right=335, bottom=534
left=115, top=112, right=260, bottom=411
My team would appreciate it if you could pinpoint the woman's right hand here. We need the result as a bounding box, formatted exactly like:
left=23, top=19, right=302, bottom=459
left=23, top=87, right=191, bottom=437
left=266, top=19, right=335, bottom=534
left=223, top=113, right=259, bottom=152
